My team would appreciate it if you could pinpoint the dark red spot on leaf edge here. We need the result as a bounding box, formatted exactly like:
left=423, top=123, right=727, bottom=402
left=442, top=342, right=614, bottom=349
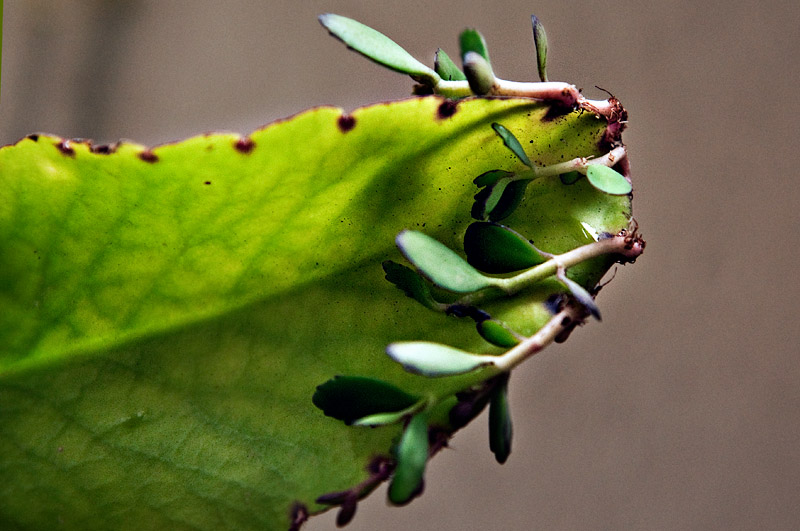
left=338, top=114, right=356, bottom=133
left=138, top=150, right=158, bottom=163
left=234, top=137, right=255, bottom=154
left=91, top=143, right=119, bottom=155
left=56, top=140, right=75, bottom=157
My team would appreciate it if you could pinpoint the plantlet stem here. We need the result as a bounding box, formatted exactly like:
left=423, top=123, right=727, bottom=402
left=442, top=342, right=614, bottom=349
left=353, top=399, right=429, bottom=427
left=491, top=304, right=583, bottom=372
left=434, top=80, right=475, bottom=98
left=493, top=230, right=642, bottom=294
left=456, top=229, right=644, bottom=308
left=432, top=77, right=618, bottom=117
left=433, top=78, right=580, bottom=106
left=516, top=145, right=627, bottom=181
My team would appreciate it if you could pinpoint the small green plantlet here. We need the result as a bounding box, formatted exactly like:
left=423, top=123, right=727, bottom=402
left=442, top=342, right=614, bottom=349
left=388, top=414, right=429, bottom=505
left=488, top=374, right=513, bottom=464
left=308, top=13, right=644, bottom=528
left=0, top=13, right=644, bottom=531
left=531, top=15, right=549, bottom=82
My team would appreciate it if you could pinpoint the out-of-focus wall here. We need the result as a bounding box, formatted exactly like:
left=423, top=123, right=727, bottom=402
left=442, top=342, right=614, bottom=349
left=2, top=1, right=799, bottom=530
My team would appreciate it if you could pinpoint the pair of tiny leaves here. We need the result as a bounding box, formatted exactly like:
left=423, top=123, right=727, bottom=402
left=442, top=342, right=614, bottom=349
left=311, top=376, right=426, bottom=505
left=392, top=376, right=517, bottom=503
left=313, top=377, right=511, bottom=505
left=366, top=375, right=512, bottom=471
left=473, top=165, right=630, bottom=222
left=312, top=341, right=495, bottom=426
left=319, top=13, right=552, bottom=95
left=319, top=13, right=497, bottom=94
left=392, top=227, right=600, bottom=324
left=474, top=123, right=632, bottom=221
left=471, top=171, right=529, bottom=222
left=382, top=259, right=521, bottom=349
left=491, top=123, right=632, bottom=198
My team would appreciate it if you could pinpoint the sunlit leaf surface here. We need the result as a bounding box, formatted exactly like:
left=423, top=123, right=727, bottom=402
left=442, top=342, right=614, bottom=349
left=0, top=96, right=629, bottom=529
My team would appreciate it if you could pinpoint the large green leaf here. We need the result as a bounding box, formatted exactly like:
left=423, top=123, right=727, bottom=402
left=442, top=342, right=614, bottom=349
left=0, top=96, right=630, bottom=529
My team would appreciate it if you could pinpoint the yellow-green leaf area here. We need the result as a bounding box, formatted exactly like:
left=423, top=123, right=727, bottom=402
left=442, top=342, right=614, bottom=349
left=0, top=96, right=629, bottom=529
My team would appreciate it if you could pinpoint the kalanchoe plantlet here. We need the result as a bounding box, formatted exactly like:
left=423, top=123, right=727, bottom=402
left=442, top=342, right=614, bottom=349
left=311, top=13, right=644, bottom=529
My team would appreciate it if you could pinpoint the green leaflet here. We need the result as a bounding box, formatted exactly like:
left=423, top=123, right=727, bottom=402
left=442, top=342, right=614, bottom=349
left=0, top=97, right=629, bottom=530
left=531, top=15, right=549, bottom=82
left=491, top=122, right=533, bottom=167
left=459, top=28, right=491, bottom=65
left=434, top=49, right=466, bottom=81
left=388, top=414, right=429, bottom=505
left=476, top=319, right=521, bottom=348
left=319, top=14, right=439, bottom=85
left=489, top=374, right=512, bottom=464
left=386, top=342, right=495, bottom=377
left=586, top=164, right=633, bottom=195
left=463, top=222, right=547, bottom=274
left=396, top=230, right=492, bottom=293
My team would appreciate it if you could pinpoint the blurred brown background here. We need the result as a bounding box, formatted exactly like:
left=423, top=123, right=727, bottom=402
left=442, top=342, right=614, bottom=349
left=2, top=1, right=798, bottom=529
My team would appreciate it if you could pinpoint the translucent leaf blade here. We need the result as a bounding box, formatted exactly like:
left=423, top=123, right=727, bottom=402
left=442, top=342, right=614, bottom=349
left=0, top=96, right=630, bottom=529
